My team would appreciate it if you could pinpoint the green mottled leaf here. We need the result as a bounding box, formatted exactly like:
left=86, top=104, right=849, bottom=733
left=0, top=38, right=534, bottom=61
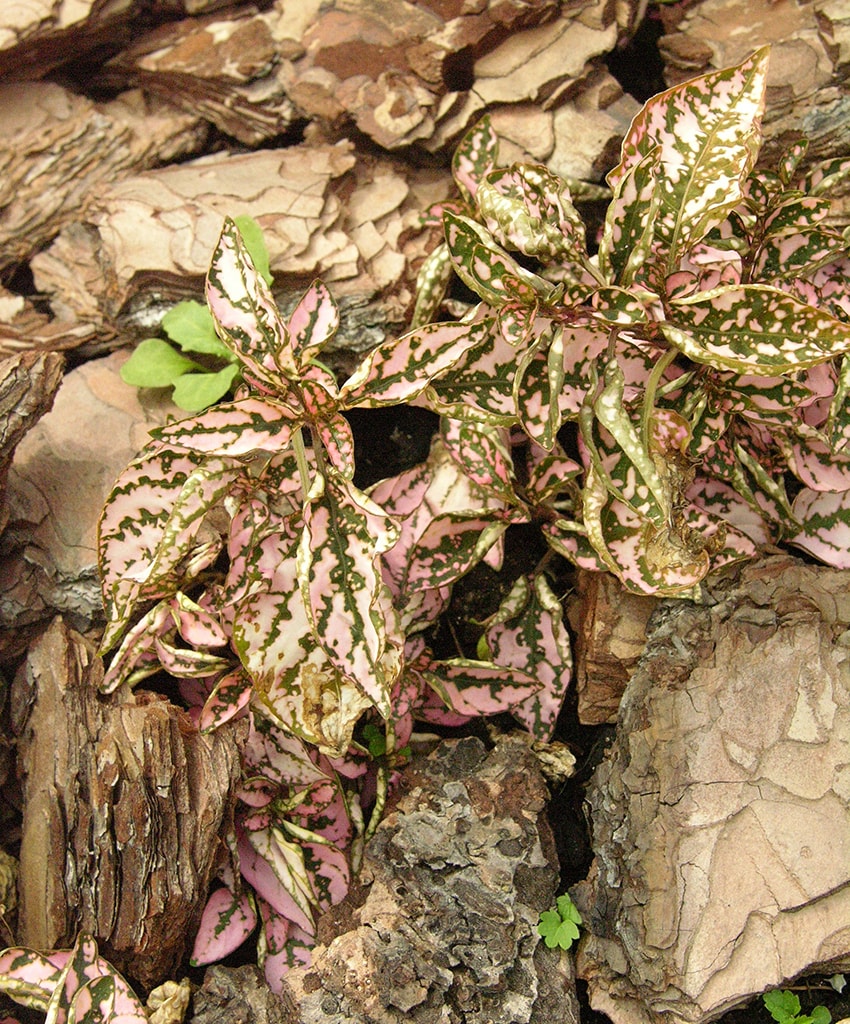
left=476, top=164, right=590, bottom=264
left=665, top=284, right=850, bottom=375
left=411, top=242, right=453, bottom=328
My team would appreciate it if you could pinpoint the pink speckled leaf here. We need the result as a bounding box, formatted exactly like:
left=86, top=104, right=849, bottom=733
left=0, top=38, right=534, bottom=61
left=287, top=280, right=339, bottom=363
left=665, top=284, right=850, bottom=374
left=152, top=397, right=300, bottom=456
left=481, top=574, right=572, bottom=741
left=206, top=217, right=296, bottom=387
left=191, top=887, right=257, bottom=966
left=452, top=113, right=499, bottom=205
left=609, top=48, right=769, bottom=267
left=790, top=488, right=850, bottom=567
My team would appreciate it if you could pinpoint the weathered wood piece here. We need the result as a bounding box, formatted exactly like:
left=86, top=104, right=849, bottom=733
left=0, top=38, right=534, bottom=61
left=30, top=143, right=449, bottom=346
left=0, top=82, right=207, bottom=271
left=567, top=570, right=657, bottom=725
left=659, top=0, right=850, bottom=165
left=575, top=556, right=850, bottom=1024
left=282, top=736, right=579, bottom=1024
left=0, top=351, right=181, bottom=657
left=0, top=350, right=63, bottom=534
left=101, top=8, right=297, bottom=146
left=11, top=618, right=244, bottom=990
left=190, top=965, right=295, bottom=1024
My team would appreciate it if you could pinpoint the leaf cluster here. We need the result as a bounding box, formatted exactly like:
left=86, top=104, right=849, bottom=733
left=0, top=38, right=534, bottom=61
left=537, top=893, right=582, bottom=951
left=763, top=989, right=831, bottom=1024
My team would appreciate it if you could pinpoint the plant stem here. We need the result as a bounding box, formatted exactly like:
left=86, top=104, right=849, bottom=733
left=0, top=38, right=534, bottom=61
left=292, top=426, right=313, bottom=498
left=641, top=347, right=678, bottom=450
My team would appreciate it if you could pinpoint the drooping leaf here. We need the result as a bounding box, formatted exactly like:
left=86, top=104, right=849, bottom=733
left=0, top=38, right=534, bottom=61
left=0, top=948, right=67, bottom=1010
left=790, top=487, right=850, bottom=567
left=191, top=886, right=258, bottom=966
left=477, top=164, right=590, bottom=265
left=199, top=670, right=253, bottom=732
left=98, top=447, right=238, bottom=650
left=480, top=574, right=573, bottom=741
left=411, top=242, right=453, bottom=328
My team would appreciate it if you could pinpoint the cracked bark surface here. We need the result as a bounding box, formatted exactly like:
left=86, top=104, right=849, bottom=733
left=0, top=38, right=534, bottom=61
left=11, top=618, right=244, bottom=990
left=281, top=736, right=579, bottom=1024
left=575, top=556, right=850, bottom=1024
left=0, top=351, right=181, bottom=657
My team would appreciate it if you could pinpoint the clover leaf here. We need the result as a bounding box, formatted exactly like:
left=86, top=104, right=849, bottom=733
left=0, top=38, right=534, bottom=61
left=537, top=893, right=582, bottom=950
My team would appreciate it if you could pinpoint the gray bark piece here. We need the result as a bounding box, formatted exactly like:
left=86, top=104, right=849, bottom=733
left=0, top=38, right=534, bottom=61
left=190, top=965, right=296, bottom=1024
left=282, top=736, right=579, bottom=1024
left=575, top=556, right=850, bottom=1024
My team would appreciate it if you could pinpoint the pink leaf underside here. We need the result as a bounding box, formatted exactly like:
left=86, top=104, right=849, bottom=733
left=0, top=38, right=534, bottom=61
left=206, top=218, right=297, bottom=386
left=287, top=280, right=339, bottom=362
left=191, top=887, right=258, bottom=965
left=258, top=909, right=313, bottom=994
left=781, top=425, right=850, bottom=491
left=154, top=398, right=300, bottom=456
left=790, top=487, right=850, bottom=567
left=239, top=828, right=316, bottom=935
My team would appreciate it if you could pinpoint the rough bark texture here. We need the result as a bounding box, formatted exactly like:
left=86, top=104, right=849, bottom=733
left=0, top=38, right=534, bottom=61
left=0, top=351, right=181, bottom=657
left=0, top=350, right=64, bottom=534
left=190, top=965, right=297, bottom=1024
left=30, top=142, right=449, bottom=354
left=659, top=0, right=850, bottom=167
left=281, top=736, right=579, bottom=1024
left=567, top=570, right=658, bottom=726
left=0, top=81, right=207, bottom=271
left=11, top=618, right=244, bottom=991
left=575, top=556, right=850, bottom=1024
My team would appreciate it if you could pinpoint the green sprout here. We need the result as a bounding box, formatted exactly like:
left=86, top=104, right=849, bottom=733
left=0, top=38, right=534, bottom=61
left=121, top=214, right=272, bottom=412
left=537, top=893, right=582, bottom=951
left=763, top=989, right=832, bottom=1024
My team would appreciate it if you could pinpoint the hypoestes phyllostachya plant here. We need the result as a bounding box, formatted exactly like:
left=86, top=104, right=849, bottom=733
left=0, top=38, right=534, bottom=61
left=98, top=221, right=567, bottom=981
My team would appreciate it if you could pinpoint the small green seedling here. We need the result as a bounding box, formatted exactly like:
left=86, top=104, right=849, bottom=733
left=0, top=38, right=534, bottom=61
left=121, top=215, right=272, bottom=411
left=537, top=893, right=582, bottom=951
left=763, top=989, right=832, bottom=1024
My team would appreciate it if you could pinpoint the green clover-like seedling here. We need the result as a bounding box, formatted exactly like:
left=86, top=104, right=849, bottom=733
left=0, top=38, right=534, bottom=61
left=763, top=989, right=831, bottom=1024
left=537, top=893, right=582, bottom=951
left=121, top=215, right=272, bottom=411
